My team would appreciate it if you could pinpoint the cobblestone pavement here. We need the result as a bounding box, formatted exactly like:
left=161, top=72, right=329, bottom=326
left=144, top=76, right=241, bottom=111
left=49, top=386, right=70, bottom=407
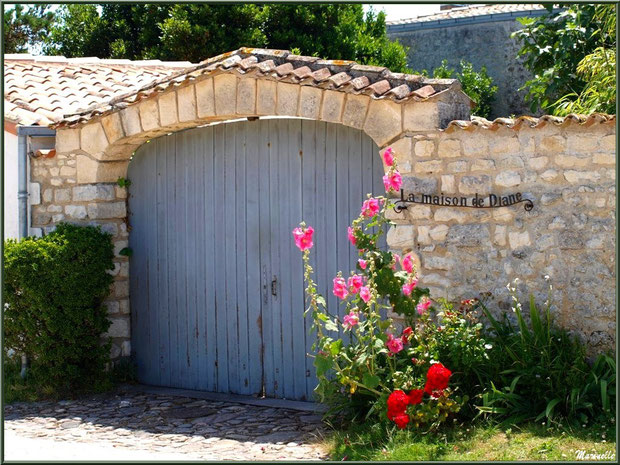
left=4, top=386, right=328, bottom=461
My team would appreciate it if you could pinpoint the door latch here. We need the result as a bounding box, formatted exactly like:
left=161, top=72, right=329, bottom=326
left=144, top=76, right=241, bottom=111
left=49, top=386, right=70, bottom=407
left=271, top=276, right=277, bottom=297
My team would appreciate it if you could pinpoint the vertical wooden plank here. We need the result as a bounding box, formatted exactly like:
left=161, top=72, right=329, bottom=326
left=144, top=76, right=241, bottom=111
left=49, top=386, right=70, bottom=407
left=192, top=127, right=207, bottom=391
left=203, top=126, right=218, bottom=392
left=264, top=119, right=278, bottom=399
left=300, top=120, right=317, bottom=400
left=244, top=120, right=263, bottom=396
left=235, top=123, right=250, bottom=394
left=223, top=124, right=240, bottom=393
left=213, top=124, right=229, bottom=393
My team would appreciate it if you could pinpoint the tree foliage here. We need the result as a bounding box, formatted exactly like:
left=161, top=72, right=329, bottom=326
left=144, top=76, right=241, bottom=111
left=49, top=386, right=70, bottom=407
left=413, top=60, right=498, bottom=119
left=38, top=4, right=409, bottom=71
left=512, top=3, right=616, bottom=115
left=3, top=4, right=55, bottom=53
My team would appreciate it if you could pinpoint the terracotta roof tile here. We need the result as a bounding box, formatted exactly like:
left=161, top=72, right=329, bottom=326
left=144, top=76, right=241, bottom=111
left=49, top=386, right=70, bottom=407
left=387, top=4, right=548, bottom=26
left=13, top=47, right=603, bottom=131
left=445, top=114, right=616, bottom=132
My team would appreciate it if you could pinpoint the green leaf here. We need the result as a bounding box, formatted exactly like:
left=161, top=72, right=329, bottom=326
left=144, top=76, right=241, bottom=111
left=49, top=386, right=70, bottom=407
left=314, top=354, right=332, bottom=377
left=329, top=339, right=342, bottom=356
left=362, top=373, right=381, bottom=389
left=545, top=398, right=561, bottom=419
left=325, top=319, right=339, bottom=332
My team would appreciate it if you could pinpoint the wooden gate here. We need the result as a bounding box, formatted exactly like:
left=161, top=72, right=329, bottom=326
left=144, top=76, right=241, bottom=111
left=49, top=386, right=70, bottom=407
left=128, top=118, right=384, bottom=401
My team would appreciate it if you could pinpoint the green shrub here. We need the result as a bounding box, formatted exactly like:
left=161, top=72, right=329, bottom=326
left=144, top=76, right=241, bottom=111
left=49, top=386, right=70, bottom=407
left=3, top=223, right=115, bottom=395
left=414, top=59, right=498, bottom=119
left=477, top=280, right=615, bottom=426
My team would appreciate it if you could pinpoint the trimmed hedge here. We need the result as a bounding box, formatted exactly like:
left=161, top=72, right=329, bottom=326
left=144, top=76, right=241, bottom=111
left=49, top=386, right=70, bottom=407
left=4, top=223, right=115, bottom=393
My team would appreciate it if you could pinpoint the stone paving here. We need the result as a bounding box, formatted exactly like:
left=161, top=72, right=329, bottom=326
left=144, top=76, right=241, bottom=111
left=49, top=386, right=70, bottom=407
left=4, top=386, right=328, bottom=461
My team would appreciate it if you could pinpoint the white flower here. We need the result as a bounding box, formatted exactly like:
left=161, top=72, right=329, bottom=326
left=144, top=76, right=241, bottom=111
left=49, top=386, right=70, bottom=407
left=485, top=344, right=493, bottom=350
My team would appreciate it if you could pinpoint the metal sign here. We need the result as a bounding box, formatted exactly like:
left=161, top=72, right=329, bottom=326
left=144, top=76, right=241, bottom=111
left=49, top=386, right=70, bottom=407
left=394, top=189, right=534, bottom=213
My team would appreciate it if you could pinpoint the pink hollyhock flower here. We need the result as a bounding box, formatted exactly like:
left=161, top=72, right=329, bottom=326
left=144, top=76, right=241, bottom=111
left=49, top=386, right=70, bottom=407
left=343, top=311, right=359, bottom=330
left=402, top=277, right=418, bottom=297
left=292, top=226, right=314, bottom=251
left=383, top=171, right=402, bottom=192
left=391, top=253, right=401, bottom=271
left=359, top=286, right=371, bottom=303
left=402, top=326, right=413, bottom=344
left=386, top=333, right=404, bottom=354
left=332, top=277, right=348, bottom=300
left=383, top=147, right=395, bottom=167
left=402, top=253, right=415, bottom=273
left=347, top=275, right=364, bottom=294
left=358, top=259, right=367, bottom=270
left=416, top=296, right=432, bottom=315
left=347, top=226, right=357, bottom=246
left=361, top=198, right=381, bottom=218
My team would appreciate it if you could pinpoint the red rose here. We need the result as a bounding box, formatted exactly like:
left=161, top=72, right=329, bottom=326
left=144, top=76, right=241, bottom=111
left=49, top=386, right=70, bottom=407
left=424, top=363, right=452, bottom=394
left=408, top=389, right=424, bottom=405
left=402, top=326, right=413, bottom=343
left=387, top=390, right=409, bottom=415
left=393, top=413, right=410, bottom=429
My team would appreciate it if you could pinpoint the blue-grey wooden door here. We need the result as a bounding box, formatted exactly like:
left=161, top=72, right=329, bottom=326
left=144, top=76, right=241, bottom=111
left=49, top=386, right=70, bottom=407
left=128, top=118, right=384, bottom=401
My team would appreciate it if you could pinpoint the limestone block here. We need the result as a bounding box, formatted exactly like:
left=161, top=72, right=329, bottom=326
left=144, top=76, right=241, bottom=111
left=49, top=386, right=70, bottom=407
left=447, top=160, right=468, bottom=173
left=158, top=91, right=179, bottom=126
left=556, top=154, right=589, bottom=168
left=121, top=341, right=131, bottom=357
left=56, top=128, right=80, bottom=154
left=236, top=78, right=256, bottom=115
left=441, top=175, right=455, bottom=193
left=256, top=79, right=277, bottom=115
left=138, top=98, right=160, bottom=131
left=321, top=90, right=345, bottom=123
left=114, top=240, right=129, bottom=256
left=417, top=225, right=431, bottom=245
left=43, top=188, right=53, bottom=203
left=429, top=224, right=449, bottom=242
left=363, top=99, right=402, bottom=147
left=101, top=113, right=125, bottom=144
left=54, top=188, right=71, bottom=202
left=600, top=135, right=615, bottom=152
left=73, top=184, right=115, bottom=201
left=423, top=256, right=454, bottom=271
left=50, top=178, right=63, bottom=186
left=414, top=139, right=435, bottom=158
left=214, top=74, right=238, bottom=116
left=299, top=86, right=323, bottom=119
left=420, top=273, right=451, bottom=287
left=81, top=123, right=109, bottom=156
left=29, top=183, right=41, bottom=205
left=434, top=209, right=469, bottom=224
left=539, top=135, right=566, bottom=154
left=65, top=205, right=87, bottom=219
left=414, top=160, right=442, bottom=174
left=508, top=231, right=531, bottom=248
left=403, top=101, right=439, bottom=132
left=528, top=156, right=548, bottom=170
left=566, top=134, right=599, bottom=153
left=548, top=216, right=566, bottom=230
left=489, top=136, right=519, bottom=155
left=406, top=204, right=432, bottom=220
left=119, top=105, right=142, bottom=137
left=196, top=78, right=215, bottom=118
left=115, top=186, right=128, bottom=199
left=114, top=280, right=129, bottom=298
left=471, top=159, right=495, bottom=171
left=47, top=205, right=62, bottom=213
left=119, top=299, right=130, bottom=314
left=495, top=171, right=521, bottom=187
left=87, top=202, right=127, bottom=219
left=446, top=224, right=489, bottom=246
left=386, top=225, right=415, bottom=249
left=59, top=166, right=76, bottom=177
left=437, top=139, right=461, bottom=158
left=52, top=213, right=65, bottom=222
left=342, top=94, right=369, bottom=129
left=276, top=82, right=299, bottom=116
left=459, top=175, right=491, bottom=194
left=563, top=170, right=601, bottom=183
left=497, top=156, right=524, bottom=169
left=593, top=153, right=615, bottom=165
left=177, top=84, right=197, bottom=122
left=462, top=136, right=488, bottom=157
left=77, top=156, right=128, bottom=184
left=106, top=301, right=120, bottom=314
left=493, top=225, right=507, bottom=246
left=106, top=318, right=130, bottom=338
left=540, top=169, right=559, bottom=181
left=558, top=231, right=584, bottom=249
left=50, top=167, right=60, bottom=177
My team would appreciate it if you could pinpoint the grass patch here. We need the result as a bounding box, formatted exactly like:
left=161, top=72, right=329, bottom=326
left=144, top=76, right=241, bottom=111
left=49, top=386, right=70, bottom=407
left=3, top=357, right=138, bottom=404
left=325, top=418, right=616, bottom=461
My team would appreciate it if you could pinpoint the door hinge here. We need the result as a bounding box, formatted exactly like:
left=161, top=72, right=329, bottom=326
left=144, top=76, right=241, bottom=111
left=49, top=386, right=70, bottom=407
left=271, top=275, right=277, bottom=297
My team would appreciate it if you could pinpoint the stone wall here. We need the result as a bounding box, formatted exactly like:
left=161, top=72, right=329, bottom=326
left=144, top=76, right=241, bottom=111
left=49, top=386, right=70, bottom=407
left=384, top=120, right=616, bottom=351
left=388, top=13, right=545, bottom=118
left=29, top=150, right=131, bottom=360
